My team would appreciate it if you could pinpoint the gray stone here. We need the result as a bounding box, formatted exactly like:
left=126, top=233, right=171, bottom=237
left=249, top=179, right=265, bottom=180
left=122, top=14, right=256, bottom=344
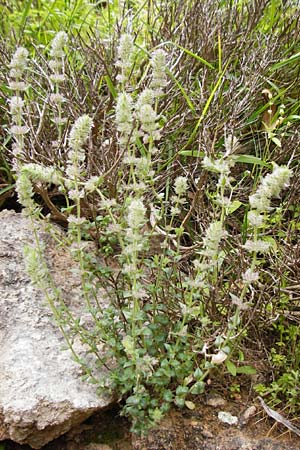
left=206, top=395, right=227, bottom=408
left=0, top=210, right=112, bottom=449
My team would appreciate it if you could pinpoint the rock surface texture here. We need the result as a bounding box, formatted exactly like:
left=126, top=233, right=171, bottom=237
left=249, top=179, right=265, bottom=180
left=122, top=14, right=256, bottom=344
left=0, top=210, right=111, bottom=449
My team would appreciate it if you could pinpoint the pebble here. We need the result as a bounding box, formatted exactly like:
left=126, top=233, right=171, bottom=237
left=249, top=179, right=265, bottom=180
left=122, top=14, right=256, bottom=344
left=206, top=395, right=227, bottom=408
left=218, top=411, right=238, bottom=425
left=201, top=428, right=214, bottom=439
left=239, top=405, right=257, bottom=427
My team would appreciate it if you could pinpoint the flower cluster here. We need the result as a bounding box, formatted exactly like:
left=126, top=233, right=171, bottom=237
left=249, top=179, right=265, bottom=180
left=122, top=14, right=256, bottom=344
left=174, top=176, right=188, bottom=196
left=9, top=47, right=29, bottom=91
left=135, top=88, right=154, bottom=110
left=202, top=155, right=235, bottom=186
left=136, top=98, right=161, bottom=144
left=66, top=115, right=93, bottom=199
left=115, top=35, right=167, bottom=154
left=200, top=220, right=227, bottom=262
left=116, top=88, right=161, bottom=151
left=50, top=31, right=67, bottom=58
left=126, top=197, right=146, bottom=231
left=16, top=172, right=35, bottom=212
left=170, top=176, right=188, bottom=215
left=21, top=163, right=61, bottom=185
left=224, top=134, right=239, bottom=156
left=249, top=164, right=291, bottom=213
left=16, top=163, right=62, bottom=215
left=245, top=164, right=292, bottom=255
left=68, top=114, right=93, bottom=152
left=10, top=124, right=28, bottom=138
left=9, top=95, right=24, bottom=120
left=243, top=239, right=271, bottom=254
left=48, top=32, right=68, bottom=136
left=8, top=47, right=30, bottom=171
left=122, top=197, right=148, bottom=299
left=242, top=268, right=259, bottom=283
left=23, top=244, right=49, bottom=288
left=116, top=92, right=134, bottom=146
left=122, top=197, right=148, bottom=302
left=84, top=175, right=103, bottom=194
left=116, top=33, right=134, bottom=84
left=150, top=49, right=168, bottom=96
left=49, top=31, right=68, bottom=85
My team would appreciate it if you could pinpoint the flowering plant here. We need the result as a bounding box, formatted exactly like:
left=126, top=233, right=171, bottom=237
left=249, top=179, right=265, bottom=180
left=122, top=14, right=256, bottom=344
left=7, top=29, right=294, bottom=433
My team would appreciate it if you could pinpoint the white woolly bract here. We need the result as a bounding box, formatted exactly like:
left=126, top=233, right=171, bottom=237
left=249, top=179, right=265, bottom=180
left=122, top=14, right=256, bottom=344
left=9, top=47, right=29, bottom=78
left=9, top=96, right=24, bottom=116
left=50, top=31, right=68, bottom=59
left=174, top=176, right=188, bottom=196
left=243, top=239, right=271, bottom=253
left=68, top=115, right=93, bottom=151
left=116, top=34, right=134, bottom=71
left=249, top=164, right=292, bottom=212
left=150, top=49, right=167, bottom=95
left=126, top=198, right=146, bottom=229
left=116, top=92, right=134, bottom=139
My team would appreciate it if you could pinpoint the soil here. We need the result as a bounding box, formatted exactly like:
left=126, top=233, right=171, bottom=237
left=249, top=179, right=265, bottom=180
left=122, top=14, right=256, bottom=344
left=3, top=393, right=300, bottom=450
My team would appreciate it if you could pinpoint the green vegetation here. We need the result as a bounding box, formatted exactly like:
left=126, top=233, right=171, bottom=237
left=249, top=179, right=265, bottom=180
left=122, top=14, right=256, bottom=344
left=1, top=0, right=300, bottom=434
left=0, top=0, right=104, bottom=46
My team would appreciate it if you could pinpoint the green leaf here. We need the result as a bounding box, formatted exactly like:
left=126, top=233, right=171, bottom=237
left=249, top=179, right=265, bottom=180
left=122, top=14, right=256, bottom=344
left=263, top=236, right=277, bottom=251
left=234, top=155, right=268, bottom=167
left=236, top=365, right=257, bottom=375
left=226, top=359, right=237, bottom=376
left=238, top=350, right=245, bottom=362
left=271, top=136, right=281, bottom=147
left=175, top=396, right=185, bottom=408
left=194, top=368, right=204, bottom=380
left=163, top=389, right=174, bottom=402
left=151, top=407, right=164, bottom=422
left=227, top=200, right=242, bottom=214
left=179, top=150, right=205, bottom=157
left=190, top=381, right=205, bottom=395
left=176, top=385, right=189, bottom=396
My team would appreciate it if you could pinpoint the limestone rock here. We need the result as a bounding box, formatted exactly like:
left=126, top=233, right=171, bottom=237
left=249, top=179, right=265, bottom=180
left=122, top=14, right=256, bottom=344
left=0, top=210, right=112, bottom=449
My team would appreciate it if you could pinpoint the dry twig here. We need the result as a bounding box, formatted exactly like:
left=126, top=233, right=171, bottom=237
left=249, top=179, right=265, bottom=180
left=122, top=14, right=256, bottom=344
left=258, top=396, right=300, bottom=437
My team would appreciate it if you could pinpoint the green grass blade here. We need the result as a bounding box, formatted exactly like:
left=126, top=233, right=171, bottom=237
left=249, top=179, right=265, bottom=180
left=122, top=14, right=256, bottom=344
left=270, top=52, right=300, bottom=71
left=182, top=63, right=229, bottom=150
left=104, top=75, right=117, bottom=99
left=19, top=0, right=32, bottom=35
left=0, top=184, right=15, bottom=196
left=218, top=31, right=222, bottom=73
left=234, top=155, right=268, bottom=167
left=167, top=69, right=196, bottom=113
left=286, top=115, right=300, bottom=121
left=178, top=150, right=204, bottom=157
left=164, top=41, right=215, bottom=70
